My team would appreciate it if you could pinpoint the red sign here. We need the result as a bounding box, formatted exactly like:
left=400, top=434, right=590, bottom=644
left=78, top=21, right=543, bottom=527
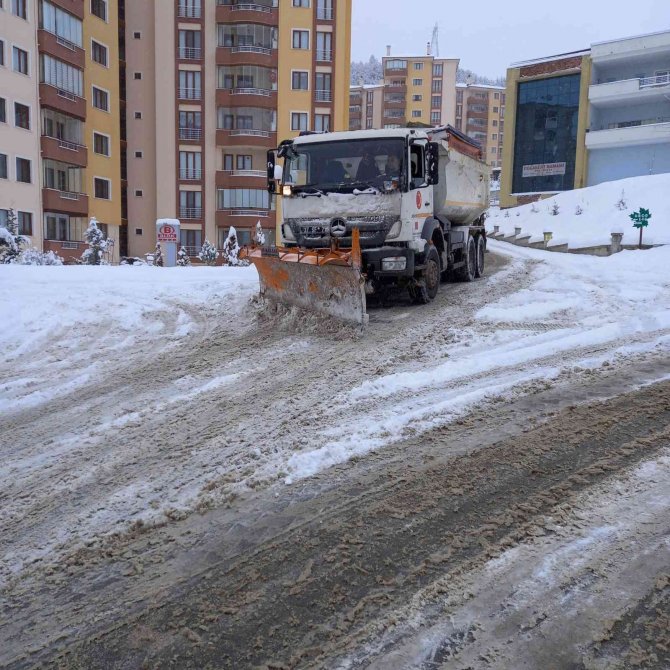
left=416, top=191, right=423, bottom=209
left=157, top=224, right=178, bottom=242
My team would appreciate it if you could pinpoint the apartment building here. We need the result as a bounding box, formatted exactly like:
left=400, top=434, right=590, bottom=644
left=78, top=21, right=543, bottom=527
left=349, top=83, right=383, bottom=130
left=455, top=82, right=505, bottom=172
left=0, top=0, right=43, bottom=249
left=587, top=30, right=670, bottom=186
left=381, top=48, right=459, bottom=129
left=123, top=0, right=352, bottom=259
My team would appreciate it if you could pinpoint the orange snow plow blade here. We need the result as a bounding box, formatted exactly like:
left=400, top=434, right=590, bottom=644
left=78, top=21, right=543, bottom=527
left=242, top=228, right=368, bottom=327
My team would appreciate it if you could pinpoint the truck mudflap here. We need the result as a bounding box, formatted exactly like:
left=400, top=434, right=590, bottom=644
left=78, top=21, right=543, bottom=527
left=242, top=228, right=368, bottom=327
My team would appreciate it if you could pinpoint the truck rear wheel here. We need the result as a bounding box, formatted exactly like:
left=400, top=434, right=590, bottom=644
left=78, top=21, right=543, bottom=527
left=455, top=237, right=476, bottom=282
left=409, top=246, right=440, bottom=304
left=475, top=236, right=486, bottom=278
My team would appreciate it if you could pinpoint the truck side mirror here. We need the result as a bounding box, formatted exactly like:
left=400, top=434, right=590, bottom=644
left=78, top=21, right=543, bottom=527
left=427, top=142, right=440, bottom=185
left=267, top=151, right=278, bottom=194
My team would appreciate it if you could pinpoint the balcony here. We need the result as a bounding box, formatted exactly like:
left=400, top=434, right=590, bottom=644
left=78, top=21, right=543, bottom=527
left=178, top=87, right=202, bottom=101
left=226, top=169, right=265, bottom=178
left=316, top=50, right=333, bottom=63
left=43, top=239, right=85, bottom=263
left=217, top=169, right=266, bottom=188
left=179, top=168, right=203, bottom=181
left=216, top=45, right=277, bottom=67
left=178, top=46, right=202, bottom=61
left=39, top=83, right=86, bottom=119
left=586, top=120, right=670, bottom=149
left=49, top=0, right=84, bottom=20
left=589, top=73, right=670, bottom=107
left=42, top=188, right=89, bottom=217
left=217, top=128, right=276, bottom=147
left=316, top=6, right=333, bottom=20
left=38, top=29, right=85, bottom=69
left=315, top=89, right=333, bottom=103
left=216, top=88, right=275, bottom=110
left=179, top=127, right=203, bottom=141
left=216, top=2, right=278, bottom=26
left=41, top=135, right=88, bottom=167
left=216, top=209, right=273, bottom=230
left=177, top=3, right=201, bottom=18
left=179, top=207, right=203, bottom=220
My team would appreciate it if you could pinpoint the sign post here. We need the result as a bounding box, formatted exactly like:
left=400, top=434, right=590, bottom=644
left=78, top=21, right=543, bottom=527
left=629, top=208, right=651, bottom=249
left=156, top=219, right=181, bottom=267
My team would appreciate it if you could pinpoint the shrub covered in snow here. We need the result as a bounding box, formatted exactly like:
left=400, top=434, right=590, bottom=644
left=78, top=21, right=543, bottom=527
left=222, top=227, right=241, bottom=266
left=253, top=221, right=266, bottom=246
left=198, top=239, right=219, bottom=266
left=153, top=242, right=164, bottom=267
left=81, top=218, right=110, bottom=265
left=0, top=209, right=27, bottom=264
left=615, top=189, right=627, bottom=211
left=550, top=202, right=560, bottom=216
left=530, top=203, right=539, bottom=213
left=15, top=248, right=64, bottom=265
left=177, top=246, right=191, bottom=266
left=575, top=205, right=583, bottom=216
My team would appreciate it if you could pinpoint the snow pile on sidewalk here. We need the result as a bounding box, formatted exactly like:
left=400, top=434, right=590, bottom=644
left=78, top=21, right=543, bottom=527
left=487, top=173, right=670, bottom=249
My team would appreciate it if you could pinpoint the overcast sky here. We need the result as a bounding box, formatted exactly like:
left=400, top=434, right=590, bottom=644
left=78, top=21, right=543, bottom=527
left=352, top=0, right=667, bottom=78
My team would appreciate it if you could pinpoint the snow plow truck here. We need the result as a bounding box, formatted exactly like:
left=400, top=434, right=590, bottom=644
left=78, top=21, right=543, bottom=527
left=244, top=126, right=489, bottom=326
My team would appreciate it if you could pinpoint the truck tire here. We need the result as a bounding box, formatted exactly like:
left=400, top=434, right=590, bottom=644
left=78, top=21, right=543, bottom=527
left=455, top=237, right=476, bottom=282
left=475, top=236, right=486, bottom=278
left=409, top=246, right=440, bottom=304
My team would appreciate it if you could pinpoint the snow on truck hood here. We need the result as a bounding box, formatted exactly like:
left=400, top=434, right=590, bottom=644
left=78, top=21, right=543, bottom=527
left=282, top=191, right=402, bottom=219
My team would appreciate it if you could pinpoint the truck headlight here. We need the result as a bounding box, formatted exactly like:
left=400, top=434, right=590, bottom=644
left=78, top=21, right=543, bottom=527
left=386, top=220, right=402, bottom=239
left=282, top=223, right=296, bottom=242
left=382, top=256, right=407, bottom=271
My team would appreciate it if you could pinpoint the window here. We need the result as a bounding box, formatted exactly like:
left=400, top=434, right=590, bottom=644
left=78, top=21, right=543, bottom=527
left=493, top=106, right=499, bottom=113
left=93, top=132, right=109, bottom=155
left=134, top=111, right=142, bottom=119
left=18, top=211, right=32, bottom=235
left=316, top=32, right=332, bottom=61
left=494, top=92, right=500, bottom=100
left=492, top=133, right=498, bottom=140
left=12, top=0, right=27, bottom=19
left=43, top=159, right=83, bottom=191
left=91, top=41, right=108, bottom=66
left=291, top=112, right=308, bottom=131
left=223, top=153, right=233, bottom=170
left=0, top=98, right=5, bottom=123
left=40, top=54, right=83, bottom=96
left=92, top=86, right=109, bottom=111
left=432, top=80, right=442, bottom=93
left=179, top=191, right=202, bottom=218
left=432, top=63, right=443, bottom=77
left=179, top=151, right=202, bottom=179
left=134, top=150, right=143, bottom=158
left=133, top=32, right=141, bottom=39
left=179, top=110, right=202, bottom=139
left=135, top=228, right=143, bottom=235
left=41, top=1, right=83, bottom=47
left=431, top=95, right=441, bottom=109
left=292, top=71, right=308, bottom=90
left=14, top=102, right=30, bottom=129
left=315, top=72, right=331, bottom=99
left=413, top=62, right=423, bottom=70
left=412, top=78, right=423, bottom=86
left=178, top=29, right=202, bottom=58
left=179, top=70, right=201, bottom=99
left=315, top=113, right=330, bottom=132
left=412, top=110, right=421, bottom=118
left=491, top=147, right=497, bottom=154
left=91, top=0, right=107, bottom=21
left=180, top=229, right=202, bottom=250
left=492, top=120, right=498, bottom=127
left=292, top=0, right=309, bottom=5
left=412, top=94, right=422, bottom=101
left=431, top=111, right=441, bottom=125
left=13, top=47, right=28, bottom=74
left=292, top=30, right=309, bottom=49
left=217, top=188, right=270, bottom=210
left=134, top=72, right=142, bottom=79
left=134, top=190, right=142, bottom=196
left=385, top=59, right=407, bottom=70
left=0, top=39, right=4, bottom=66
left=236, top=154, right=252, bottom=170
left=16, top=157, right=31, bottom=183
left=94, top=177, right=110, bottom=199
left=0, top=154, right=7, bottom=179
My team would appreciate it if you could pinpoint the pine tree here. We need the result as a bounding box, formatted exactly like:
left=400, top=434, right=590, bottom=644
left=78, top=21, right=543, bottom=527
left=222, top=227, right=241, bottom=266
left=177, top=246, right=191, bottom=266
left=81, top=217, right=109, bottom=265
left=0, top=209, right=25, bottom=264
left=198, top=238, right=219, bottom=266
left=253, top=221, right=266, bottom=246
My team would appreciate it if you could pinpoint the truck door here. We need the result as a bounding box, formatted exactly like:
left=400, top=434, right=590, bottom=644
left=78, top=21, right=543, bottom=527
left=407, top=140, right=432, bottom=238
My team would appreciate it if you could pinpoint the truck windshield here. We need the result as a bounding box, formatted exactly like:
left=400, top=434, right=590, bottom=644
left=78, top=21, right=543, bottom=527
left=284, top=138, right=406, bottom=193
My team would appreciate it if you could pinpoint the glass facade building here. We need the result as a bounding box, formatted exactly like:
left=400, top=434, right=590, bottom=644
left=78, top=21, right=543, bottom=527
left=512, top=74, right=581, bottom=194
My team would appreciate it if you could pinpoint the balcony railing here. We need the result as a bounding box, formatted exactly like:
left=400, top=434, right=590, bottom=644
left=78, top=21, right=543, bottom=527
left=229, top=128, right=272, bottom=137
left=229, top=87, right=272, bottom=96
left=230, top=3, right=274, bottom=13
left=178, top=4, right=201, bottom=18
left=55, top=35, right=79, bottom=51
left=349, top=105, right=362, bottom=113
left=640, top=73, right=670, bottom=88
left=180, top=168, right=202, bottom=180
left=179, top=87, right=202, bottom=100
left=180, top=207, right=203, bottom=219
left=316, top=50, right=333, bottom=62
left=316, top=7, right=333, bottom=19
left=178, top=46, right=202, bottom=60
left=59, top=190, right=82, bottom=200
left=181, top=246, right=201, bottom=257
left=220, top=208, right=269, bottom=217
left=179, top=127, right=203, bottom=140
left=230, top=45, right=273, bottom=55
left=222, top=169, right=266, bottom=178
left=592, top=116, right=670, bottom=131
left=57, top=89, right=77, bottom=101
left=315, top=89, right=332, bottom=102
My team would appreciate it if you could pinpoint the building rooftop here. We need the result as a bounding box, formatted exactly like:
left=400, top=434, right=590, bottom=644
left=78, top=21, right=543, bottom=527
left=456, top=82, right=506, bottom=90
left=511, top=49, right=591, bottom=67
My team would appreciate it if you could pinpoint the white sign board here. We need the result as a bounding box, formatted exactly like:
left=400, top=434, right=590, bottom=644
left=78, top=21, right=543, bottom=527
left=157, top=223, right=179, bottom=242
left=522, top=162, right=566, bottom=178
left=156, top=219, right=180, bottom=267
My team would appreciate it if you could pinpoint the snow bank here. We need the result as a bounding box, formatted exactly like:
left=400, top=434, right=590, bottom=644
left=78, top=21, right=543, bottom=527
left=488, top=173, right=670, bottom=248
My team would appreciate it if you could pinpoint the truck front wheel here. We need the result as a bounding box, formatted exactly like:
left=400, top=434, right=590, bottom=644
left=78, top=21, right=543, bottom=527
left=409, top=246, right=440, bottom=304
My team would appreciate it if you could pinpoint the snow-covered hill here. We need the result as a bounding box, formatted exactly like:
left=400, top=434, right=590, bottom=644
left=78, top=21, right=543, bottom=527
left=487, top=173, right=670, bottom=249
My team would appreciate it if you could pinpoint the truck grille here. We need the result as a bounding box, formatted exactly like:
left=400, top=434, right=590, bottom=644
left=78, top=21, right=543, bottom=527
left=286, top=216, right=397, bottom=248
